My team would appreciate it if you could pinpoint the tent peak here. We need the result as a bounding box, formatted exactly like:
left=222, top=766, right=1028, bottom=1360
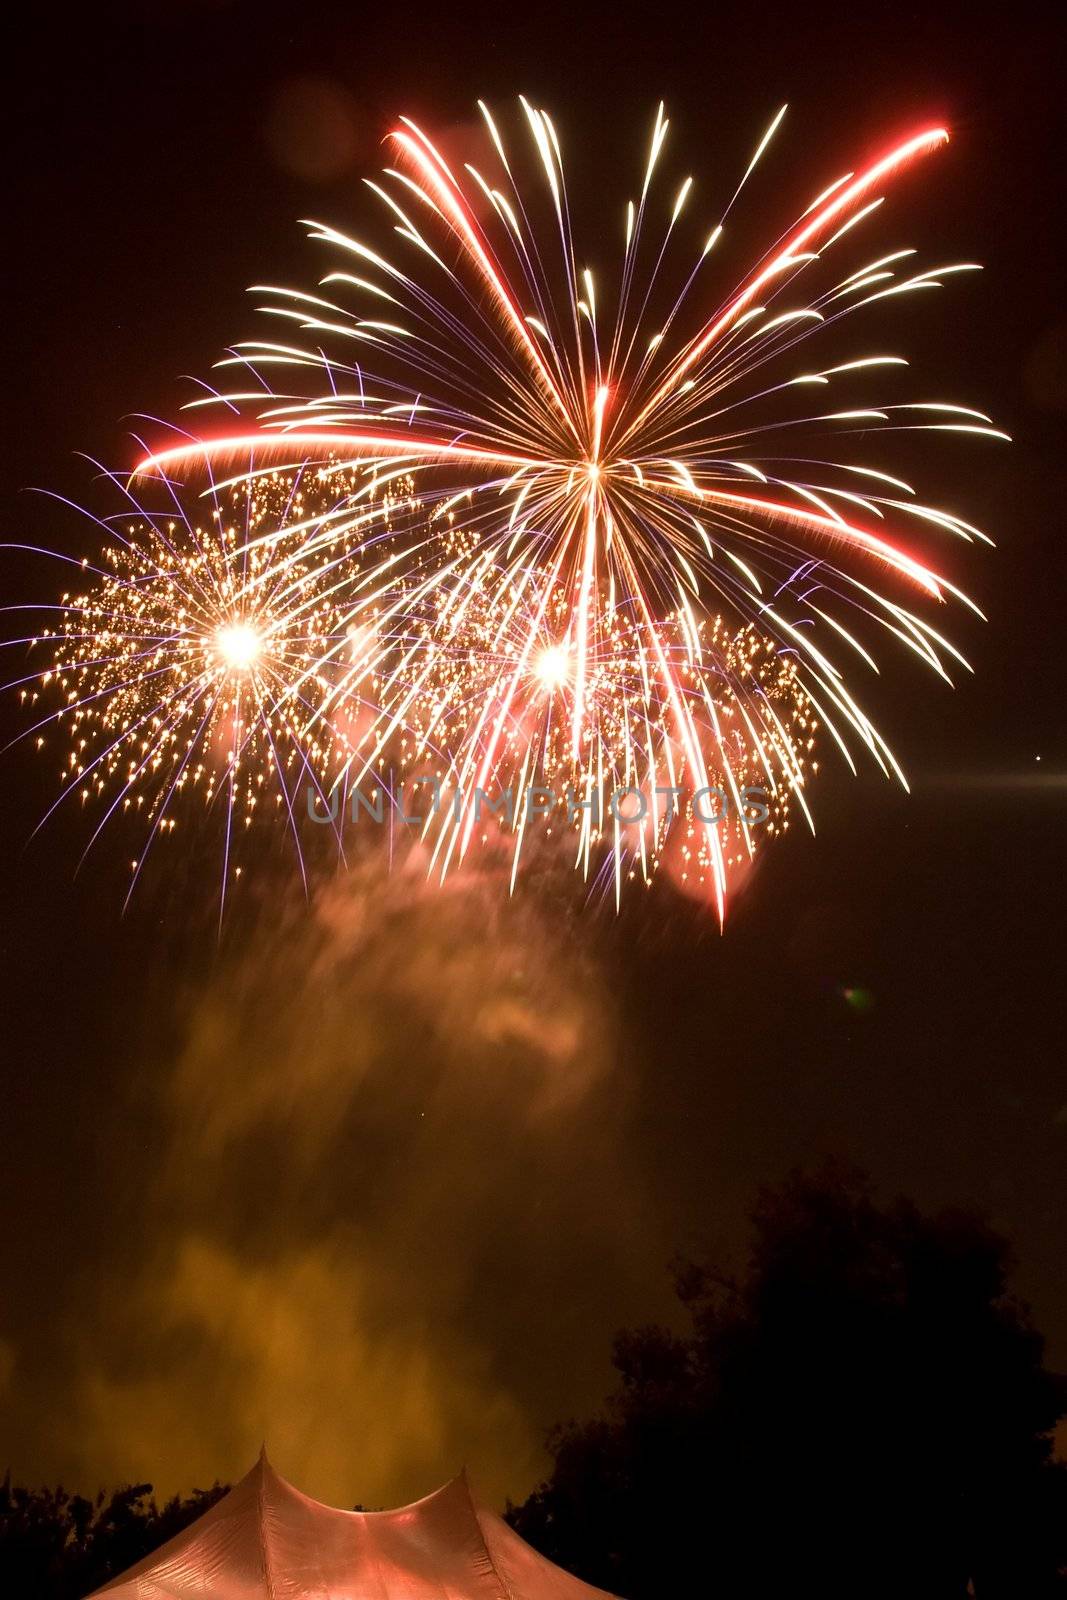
left=90, top=1453, right=619, bottom=1598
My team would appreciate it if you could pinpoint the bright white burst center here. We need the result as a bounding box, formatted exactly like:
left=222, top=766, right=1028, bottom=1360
left=215, top=622, right=262, bottom=672
left=535, top=644, right=570, bottom=691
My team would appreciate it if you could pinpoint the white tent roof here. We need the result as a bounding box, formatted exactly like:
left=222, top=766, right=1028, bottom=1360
left=90, top=1450, right=617, bottom=1599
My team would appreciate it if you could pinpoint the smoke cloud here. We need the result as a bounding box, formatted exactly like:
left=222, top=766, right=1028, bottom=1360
left=9, top=856, right=664, bottom=1510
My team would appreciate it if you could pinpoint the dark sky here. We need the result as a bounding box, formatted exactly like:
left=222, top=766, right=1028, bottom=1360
left=2, top=0, right=1065, bottom=1508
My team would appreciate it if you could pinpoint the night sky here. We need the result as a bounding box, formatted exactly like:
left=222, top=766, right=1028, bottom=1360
left=2, top=1, right=1065, bottom=1509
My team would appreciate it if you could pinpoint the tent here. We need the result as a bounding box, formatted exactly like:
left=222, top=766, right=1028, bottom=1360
left=90, top=1450, right=618, bottom=1598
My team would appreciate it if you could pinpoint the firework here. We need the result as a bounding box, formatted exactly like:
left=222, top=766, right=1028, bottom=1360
left=19, top=101, right=1005, bottom=918
left=6, top=463, right=409, bottom=912
left=332, top=536, right=815, bottom=906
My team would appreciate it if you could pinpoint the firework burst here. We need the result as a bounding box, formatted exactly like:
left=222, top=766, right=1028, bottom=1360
left=13, top=101, right=1005, bottom=919
left=5, top=463, right=407, bottom=913
left=331, top=541, right=816, bottom=906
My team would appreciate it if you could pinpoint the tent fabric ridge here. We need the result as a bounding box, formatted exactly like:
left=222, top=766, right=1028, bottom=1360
left=256, top=1463, right=279, bottom=1600
left=459, top=1467, right=518, bottom=1600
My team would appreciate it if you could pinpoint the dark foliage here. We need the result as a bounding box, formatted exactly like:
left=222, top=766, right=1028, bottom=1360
left=508, top=1166, right=1067, bottom=1599
left=0, top=1477, right=228, bottom=1599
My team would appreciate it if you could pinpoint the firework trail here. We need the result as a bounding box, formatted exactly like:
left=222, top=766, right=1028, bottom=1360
left=11, top=102, right=1005, bottom=918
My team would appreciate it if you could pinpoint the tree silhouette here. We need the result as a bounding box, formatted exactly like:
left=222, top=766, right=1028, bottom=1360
left=0, top=1477, right=228, bottom=1599
left=508, top=1166, right=1067, bottom=1598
